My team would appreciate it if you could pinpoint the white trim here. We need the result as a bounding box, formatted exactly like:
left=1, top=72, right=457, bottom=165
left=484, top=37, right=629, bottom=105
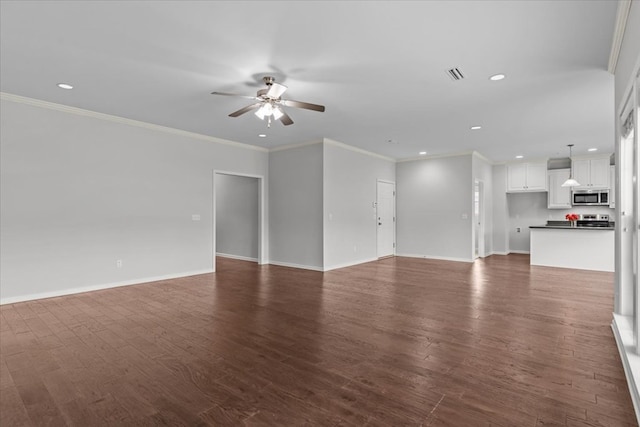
left=0, top=92, right=267, bottom=152
left=0, top=269, right=214, bottom=305
left=612, top=313, right=640, bottom=425
left=487, top=251, right=510, bottom=256
left=323, top=138, right=396, bottom=162
left=323, top=257, right=379, bottom=272
left=395, top=253, right=474, bottom=263
left=608, top=0, right=633, bottom=74
left=509, top=250, right=531, bottom=255
left=267, top=261, right=324, bottom=272
left=268, top=139, right=324, bottom=153
left=216, top=253, right=258, bottom=262
left=377, top=179, right=396, bottom=185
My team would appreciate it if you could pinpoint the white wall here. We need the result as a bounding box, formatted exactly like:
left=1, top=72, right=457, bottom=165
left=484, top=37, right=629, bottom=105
left=615, top=0, right=640, bottom=314
left=507, top=192, right=548, bottom=253
left=322, top=140, right=395, bottom=270
left=215, top=174, right=259, bottom=261
left=268, top=143, right=324, bottom=270
left=611, top=2, right=640, bottom=421
left=396, top=154, right=473, bottom=262
left=0, top=96, right=268, bottom=303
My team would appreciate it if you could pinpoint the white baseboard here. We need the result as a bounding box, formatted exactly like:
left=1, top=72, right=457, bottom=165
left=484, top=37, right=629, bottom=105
left=508, top=250, right=530, bottom=255
left=0, top=269, right=214, bottom=305
left=395, top=253, right=473, bottom=263
left=488, top=251, right=510, bottom=256
left=612, top=313, right=640, bottom=425
left=323, top=257, right=379, bottom=272
left=267, top=261, right=324, bottom=272
left=216, top=252, right=258, bottom=262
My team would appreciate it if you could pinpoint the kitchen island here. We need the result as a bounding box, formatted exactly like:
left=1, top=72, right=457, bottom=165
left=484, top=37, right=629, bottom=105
left=529, top=225, right=614, bottom=272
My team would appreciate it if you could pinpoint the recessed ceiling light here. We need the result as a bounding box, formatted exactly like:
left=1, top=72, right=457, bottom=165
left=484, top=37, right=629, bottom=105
left=419, top=151, right=427, bottom=155
left=258, top=134, right=267, bottom=138
left=588, top=148, right=598, bottom=152
left=515, top=155, right=524, bottom=159
left=57, top=83, right=73, bottom=90
left=470, top=126, right=482, bottom=130
left=489, top=74, right=506, bottom=81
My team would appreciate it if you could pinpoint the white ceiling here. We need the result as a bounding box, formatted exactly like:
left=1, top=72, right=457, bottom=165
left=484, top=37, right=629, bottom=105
left=0, top=0, right=617, bottom=162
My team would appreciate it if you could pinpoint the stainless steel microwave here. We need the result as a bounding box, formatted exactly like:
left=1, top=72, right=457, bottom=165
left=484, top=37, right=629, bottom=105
left=572, top=190, right=609, bottom=206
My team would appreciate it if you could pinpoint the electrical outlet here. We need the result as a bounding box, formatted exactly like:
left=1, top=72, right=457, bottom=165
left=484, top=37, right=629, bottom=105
left=116, top=259, right=123, bottom=268
left=516, top=227, right=521, bottom=233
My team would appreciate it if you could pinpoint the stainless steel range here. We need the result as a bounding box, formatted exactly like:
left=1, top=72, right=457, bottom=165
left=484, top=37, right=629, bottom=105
left=576, top=214, right=612, bottom=228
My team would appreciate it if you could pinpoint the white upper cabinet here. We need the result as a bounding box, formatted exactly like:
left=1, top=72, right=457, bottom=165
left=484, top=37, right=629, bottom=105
left=572, top=156, right=611, bottom=190
left=507, top=161, right=548, bottom=192
left=547, top=169, right=572, bottom=209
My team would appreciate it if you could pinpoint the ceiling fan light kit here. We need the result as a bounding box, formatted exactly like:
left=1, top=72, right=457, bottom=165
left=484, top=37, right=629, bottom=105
left=211, top=76, right=325, bottom=128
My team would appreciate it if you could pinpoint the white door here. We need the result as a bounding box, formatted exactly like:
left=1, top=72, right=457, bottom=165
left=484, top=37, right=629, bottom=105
left=377, top=181, right=395, bottom=258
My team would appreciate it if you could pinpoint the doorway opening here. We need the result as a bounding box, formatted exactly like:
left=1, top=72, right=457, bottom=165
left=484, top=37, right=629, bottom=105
left=474, top=180, right=485, bottom=259
left=213, top=171, right=265, bottom=272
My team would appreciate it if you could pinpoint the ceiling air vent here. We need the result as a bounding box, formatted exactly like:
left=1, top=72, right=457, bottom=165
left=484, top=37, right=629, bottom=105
left=446, top=67, right=465, bottom=81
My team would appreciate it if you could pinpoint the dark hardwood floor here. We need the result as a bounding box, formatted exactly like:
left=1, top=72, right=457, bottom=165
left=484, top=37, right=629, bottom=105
left=0, top=255, right=636, bottom=426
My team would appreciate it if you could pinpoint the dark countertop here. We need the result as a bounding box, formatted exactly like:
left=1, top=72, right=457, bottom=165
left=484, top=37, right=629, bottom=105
left=530, top=225, right=615, bottom=230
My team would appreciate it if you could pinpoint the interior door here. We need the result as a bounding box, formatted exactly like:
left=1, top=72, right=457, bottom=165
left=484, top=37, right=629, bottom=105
left=377, top=181, right=395, bottom=258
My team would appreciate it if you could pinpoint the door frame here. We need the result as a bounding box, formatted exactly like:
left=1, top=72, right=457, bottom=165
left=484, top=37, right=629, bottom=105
left=376, top=179, right=396, bottom=258
left=213, top=170, right=266, bottom=272
left=474, top=179, right=486, bottom=259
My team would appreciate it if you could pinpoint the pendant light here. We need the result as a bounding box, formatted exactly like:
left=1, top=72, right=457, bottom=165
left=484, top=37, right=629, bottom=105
left=561, top=144, right=581, bottom=187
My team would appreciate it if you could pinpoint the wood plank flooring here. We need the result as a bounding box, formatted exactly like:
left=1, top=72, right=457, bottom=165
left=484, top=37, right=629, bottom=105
left=0, top=255, right=636, bottom=426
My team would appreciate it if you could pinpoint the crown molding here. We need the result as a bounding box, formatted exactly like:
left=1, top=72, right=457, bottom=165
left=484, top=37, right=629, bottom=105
left=268, top=138, right=396, bottom=162
left=608, top=0, right=633, bottom=74
left=397, top=150, right=477, bottom=163
left=472, top=150, right=494, bottom=165
left=322, top=138, right=396, bottom=162
left=268, top=139, right=324, bottom=153
left=0, top=92, right=268, bottom=152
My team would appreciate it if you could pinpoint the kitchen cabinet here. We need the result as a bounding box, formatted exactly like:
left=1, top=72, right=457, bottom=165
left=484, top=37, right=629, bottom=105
left=547, top=169, right=572, bottom=209
left=609, top=165, right=616, bottom=209
left=572, top=156, right=610, bottom=190
left=507, top=162, right=547, bottom=192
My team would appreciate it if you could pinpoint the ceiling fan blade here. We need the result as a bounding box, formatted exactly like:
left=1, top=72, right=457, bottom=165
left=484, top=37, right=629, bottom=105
left=211, top=91, right=258, bottom=100
left=229, top=102, right=262, bottom=117
left=282, top=99, right=325, bottom=112
left=279, top=110, right=294, bottom=126
left=266, top=82, right=288, bottom=99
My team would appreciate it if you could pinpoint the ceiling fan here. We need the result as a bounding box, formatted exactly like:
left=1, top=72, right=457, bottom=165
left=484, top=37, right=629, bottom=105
left=211, top=76, right=325, bottom=127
